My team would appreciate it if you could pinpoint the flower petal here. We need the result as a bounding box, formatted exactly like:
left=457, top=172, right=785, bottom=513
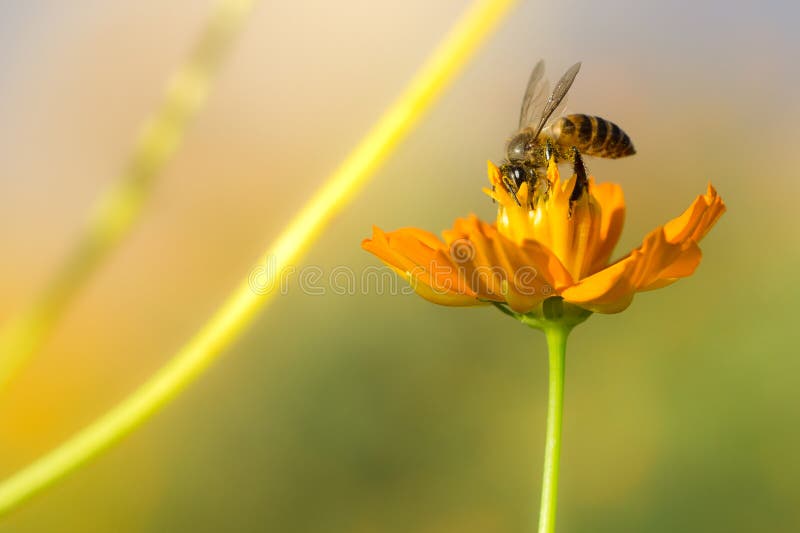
left=362, top=214, right=574, bottom=313
left=562, top=228, right=705, bottom=313
left=562, top=183, right=724, bottom=313
left=386, top=265, right=479, bottom=306
left=588, top=180, right=626, bottom=274
left=638, top=241, right=702, bottom=291
left=560, top=256, right=637, bottom=313
left=627, top=229, right=694, bottom=289
left=443, top=216, right=570, bottom=312
left=362, top=226, right=480, bottom=306
left=663, top=183, right=726, bottom=243
left=489, top=160, right=621, bottom=282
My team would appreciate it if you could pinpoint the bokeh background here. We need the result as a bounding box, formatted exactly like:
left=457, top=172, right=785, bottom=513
left=1, top=0, right=799, bottom=531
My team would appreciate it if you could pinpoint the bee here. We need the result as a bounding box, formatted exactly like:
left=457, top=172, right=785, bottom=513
left=498, top=60, right=635, bottom=209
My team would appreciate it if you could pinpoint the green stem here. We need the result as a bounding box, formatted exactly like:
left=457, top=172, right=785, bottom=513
left=538, top=324, right=569, bottom=533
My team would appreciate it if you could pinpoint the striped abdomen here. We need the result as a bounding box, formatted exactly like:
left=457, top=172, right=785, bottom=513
left=549, top=114, right=635, bottom=159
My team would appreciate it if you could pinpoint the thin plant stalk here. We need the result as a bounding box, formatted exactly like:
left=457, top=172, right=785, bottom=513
left=0, top=0, right=257, bottom=392
left=538, top=324, right=569, bottom=533
left=0, top=0, right=517, bottom=517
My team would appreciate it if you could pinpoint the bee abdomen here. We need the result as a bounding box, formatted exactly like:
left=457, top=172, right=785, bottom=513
left=550, top=114, right=635, bottom=159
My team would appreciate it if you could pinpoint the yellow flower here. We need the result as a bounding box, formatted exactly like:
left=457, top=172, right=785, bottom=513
left=363, top=159, right=725, bottom=314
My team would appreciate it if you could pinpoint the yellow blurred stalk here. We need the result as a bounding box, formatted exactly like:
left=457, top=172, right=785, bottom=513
left=0, top=0, right=258, bottom=392
left=0, top=0, right=518, bottom=517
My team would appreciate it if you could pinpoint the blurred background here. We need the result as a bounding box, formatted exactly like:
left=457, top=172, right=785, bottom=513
left=1, top=0, right=799, bottom=531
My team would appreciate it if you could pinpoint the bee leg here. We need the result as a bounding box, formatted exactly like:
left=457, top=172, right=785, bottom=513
left=545, top=139, right=555, bottom=164
left=568, top=147, right=589, bottom=217
left=500, top=175, right=522, bottom=206
left=526, top=179, right=535, bottom=210
left=533, top=170, right=551, bottom=210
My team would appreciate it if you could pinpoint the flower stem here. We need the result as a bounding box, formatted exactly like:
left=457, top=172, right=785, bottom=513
left=538, top=324, right=569, bottom=533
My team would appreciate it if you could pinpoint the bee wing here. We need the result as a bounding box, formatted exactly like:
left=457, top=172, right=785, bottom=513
left=518, top=60, right=550, bottom=129
left=532, top=62, right=581, bottom=138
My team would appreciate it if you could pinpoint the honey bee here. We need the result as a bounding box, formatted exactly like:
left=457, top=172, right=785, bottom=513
left=498, top=60, right=635, bottom=209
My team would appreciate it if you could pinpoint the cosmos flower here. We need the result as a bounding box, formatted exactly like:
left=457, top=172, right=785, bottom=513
left=363, top=159, right=725, bottom=316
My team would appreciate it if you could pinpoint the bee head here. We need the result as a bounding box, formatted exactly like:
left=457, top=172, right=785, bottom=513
left=506, top=132, right=531, bottom=162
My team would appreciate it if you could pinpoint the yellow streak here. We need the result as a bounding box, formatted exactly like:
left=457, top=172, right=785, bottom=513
left=0, top=0, right=257, bottom=391
left=0, top=0, right=518, bottom=516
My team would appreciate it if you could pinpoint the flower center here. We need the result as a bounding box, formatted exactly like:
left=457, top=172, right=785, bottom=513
left=488, top=159, right=604, bottom=282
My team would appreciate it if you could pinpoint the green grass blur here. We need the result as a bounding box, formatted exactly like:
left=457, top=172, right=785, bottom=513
left=0, top=0, right=798, bottom=531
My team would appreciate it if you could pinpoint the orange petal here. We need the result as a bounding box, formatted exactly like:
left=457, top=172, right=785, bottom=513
left=363, top=215, right=573, bottom=313
left=362, top=226, right=480, bottom=307
left=362, top=226, right=418, bottom=274
left=563, top=228, right=702, bottom=313
left=663, top=183, right=726, bottom=243
left=465, top=216, right=574, bottom=311
left=627, top=182, right=724, bottom=291
left=588, top=180, right=626, bottom=274
left=386, top=265, right=479, bottom=307
left=563, top=183, right=724, bottom=313
left=561, top=256, right=637, bottom=313
left=626, top=228, right=696, bottom=290
left=638, top=240, right=703, bottom=291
